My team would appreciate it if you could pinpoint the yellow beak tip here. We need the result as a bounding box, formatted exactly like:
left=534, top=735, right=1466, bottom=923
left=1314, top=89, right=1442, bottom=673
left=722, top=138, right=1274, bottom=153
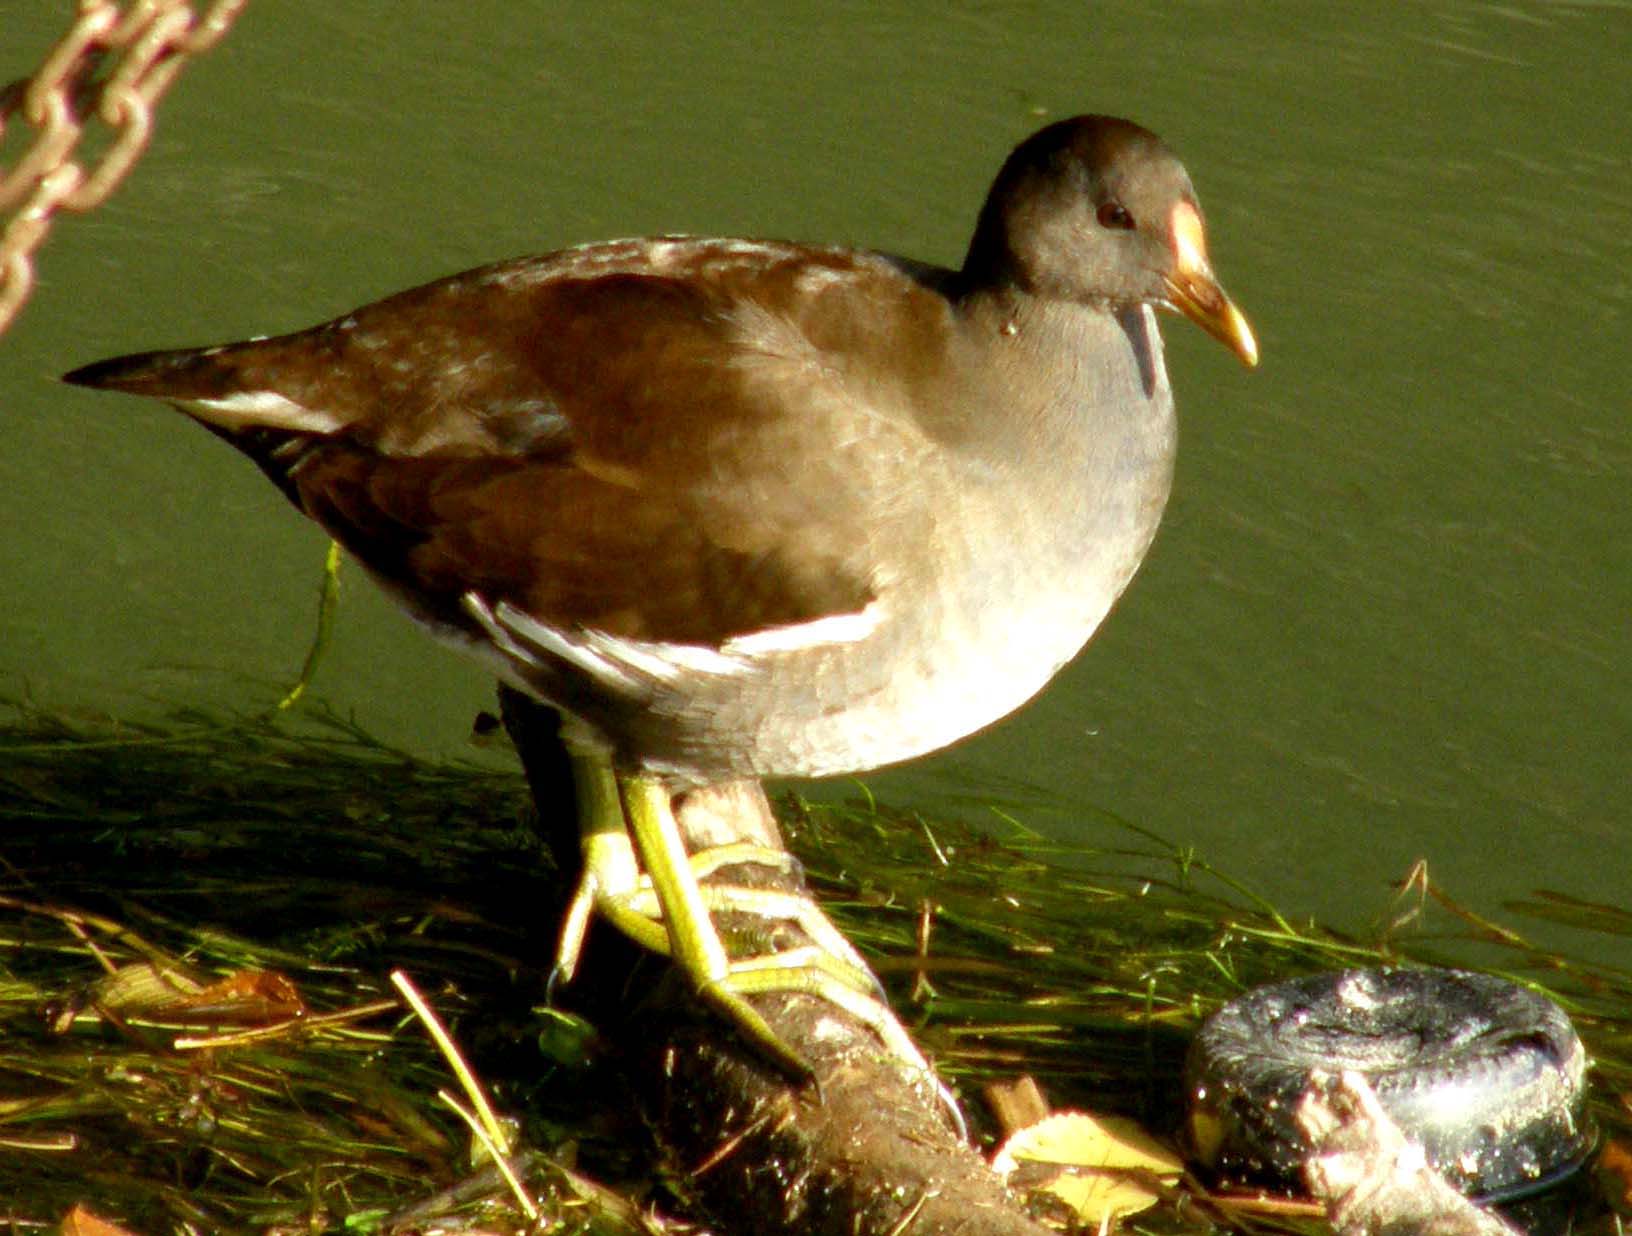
left=1224, top=304, right=1259, bottom=369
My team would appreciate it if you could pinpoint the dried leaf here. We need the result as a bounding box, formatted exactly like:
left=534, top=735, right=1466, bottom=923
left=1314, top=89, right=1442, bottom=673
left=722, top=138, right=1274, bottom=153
left=83, top=961, right=204, bottom=1017
left=175, top=969, right=306, bottom=1022
left=61, top=1203, right=142, bottom=1236
left=991, top=1110, right=1183, bottom=1224
left=71, top=964, right=305, bottom=1027
left=1597, top=1136, right=1632, bottom=1209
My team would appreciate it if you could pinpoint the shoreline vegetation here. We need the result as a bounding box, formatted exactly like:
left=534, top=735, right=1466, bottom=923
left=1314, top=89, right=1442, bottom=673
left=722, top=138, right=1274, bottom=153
left=1, top=698, right=1627, bottom=1233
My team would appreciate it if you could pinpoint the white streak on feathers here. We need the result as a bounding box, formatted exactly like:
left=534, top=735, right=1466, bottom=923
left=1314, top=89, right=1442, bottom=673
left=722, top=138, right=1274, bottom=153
left=722, top=602, right=885, bottom=655
left=461, top=592, right=886, bottom=692
left=174, top=389, right=344, bottom=435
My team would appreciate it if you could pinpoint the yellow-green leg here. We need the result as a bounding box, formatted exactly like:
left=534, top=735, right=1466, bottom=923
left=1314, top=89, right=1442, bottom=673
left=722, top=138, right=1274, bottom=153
left=551, top=754, right=947, bottom=1102
left=618, top=774, right=816, bottom=1081
left=552, top=754, right=664, bottom=984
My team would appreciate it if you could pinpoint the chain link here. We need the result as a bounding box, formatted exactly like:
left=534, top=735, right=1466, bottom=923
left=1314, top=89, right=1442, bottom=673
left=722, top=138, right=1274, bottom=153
left=0, top=0, right=247, bottom=336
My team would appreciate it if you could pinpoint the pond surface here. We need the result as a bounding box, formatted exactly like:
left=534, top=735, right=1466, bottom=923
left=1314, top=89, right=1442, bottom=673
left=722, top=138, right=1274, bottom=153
left=3, top=2, right=1627, bottom=958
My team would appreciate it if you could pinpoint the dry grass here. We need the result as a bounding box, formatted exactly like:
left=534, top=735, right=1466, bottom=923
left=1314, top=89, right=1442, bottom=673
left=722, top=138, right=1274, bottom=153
left=1, top=698, right=1627, bottom=1234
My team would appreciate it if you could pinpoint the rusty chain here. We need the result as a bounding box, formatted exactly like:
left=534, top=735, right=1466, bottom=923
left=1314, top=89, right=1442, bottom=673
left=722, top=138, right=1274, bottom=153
left=0, top=0, right=248, bottom=336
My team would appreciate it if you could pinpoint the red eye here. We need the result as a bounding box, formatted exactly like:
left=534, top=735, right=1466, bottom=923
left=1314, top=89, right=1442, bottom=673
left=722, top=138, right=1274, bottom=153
left=1096, top=201, right=1135, bottom=230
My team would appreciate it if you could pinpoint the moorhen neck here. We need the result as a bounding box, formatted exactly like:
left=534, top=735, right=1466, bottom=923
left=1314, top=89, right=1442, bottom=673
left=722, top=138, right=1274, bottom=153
left=65, top=113, right=1257, bottom=1085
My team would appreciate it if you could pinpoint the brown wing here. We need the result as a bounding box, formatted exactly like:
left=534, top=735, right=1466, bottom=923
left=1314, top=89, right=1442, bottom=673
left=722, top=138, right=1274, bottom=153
left=289, top=446, right=873, bottom=644
left=65, top=238, right=962, bottom=646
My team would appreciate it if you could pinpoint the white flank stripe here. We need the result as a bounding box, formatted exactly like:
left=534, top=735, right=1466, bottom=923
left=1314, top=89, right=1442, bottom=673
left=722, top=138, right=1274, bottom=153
left=722, top=601, right=885, bottom=656
left=481, top=599, right=644, bottom=692
left=178, top=389, right=344, bottom=434
left=470, top=598, right=752, bottom=693
left=462, top=594, right=545, bottom=669
left=582, top=628, right=750, bottom=682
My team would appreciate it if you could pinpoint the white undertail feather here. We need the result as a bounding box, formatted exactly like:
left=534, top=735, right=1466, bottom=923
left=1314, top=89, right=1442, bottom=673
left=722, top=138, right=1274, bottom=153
left=174, top=389, right=344, bottom=435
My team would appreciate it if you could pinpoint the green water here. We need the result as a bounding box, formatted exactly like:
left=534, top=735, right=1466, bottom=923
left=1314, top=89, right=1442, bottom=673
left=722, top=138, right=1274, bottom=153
left=3, top=2, right=1627, bottom=955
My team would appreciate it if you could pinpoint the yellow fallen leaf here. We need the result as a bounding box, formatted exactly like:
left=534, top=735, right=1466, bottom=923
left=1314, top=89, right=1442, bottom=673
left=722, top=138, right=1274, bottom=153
left=992, top=1110, right=1183, bottom=1226
left=61, top=1203, right=143, bottom=1236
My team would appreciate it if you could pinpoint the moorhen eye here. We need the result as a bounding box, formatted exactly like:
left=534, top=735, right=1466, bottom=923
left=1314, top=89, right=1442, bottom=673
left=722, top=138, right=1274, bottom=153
left=1096, top=200, right=1135, bottom=230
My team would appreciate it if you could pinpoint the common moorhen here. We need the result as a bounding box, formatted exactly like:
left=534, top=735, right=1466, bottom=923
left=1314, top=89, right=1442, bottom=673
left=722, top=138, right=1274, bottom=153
left=65, top=114, right=1256, bottom=1081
